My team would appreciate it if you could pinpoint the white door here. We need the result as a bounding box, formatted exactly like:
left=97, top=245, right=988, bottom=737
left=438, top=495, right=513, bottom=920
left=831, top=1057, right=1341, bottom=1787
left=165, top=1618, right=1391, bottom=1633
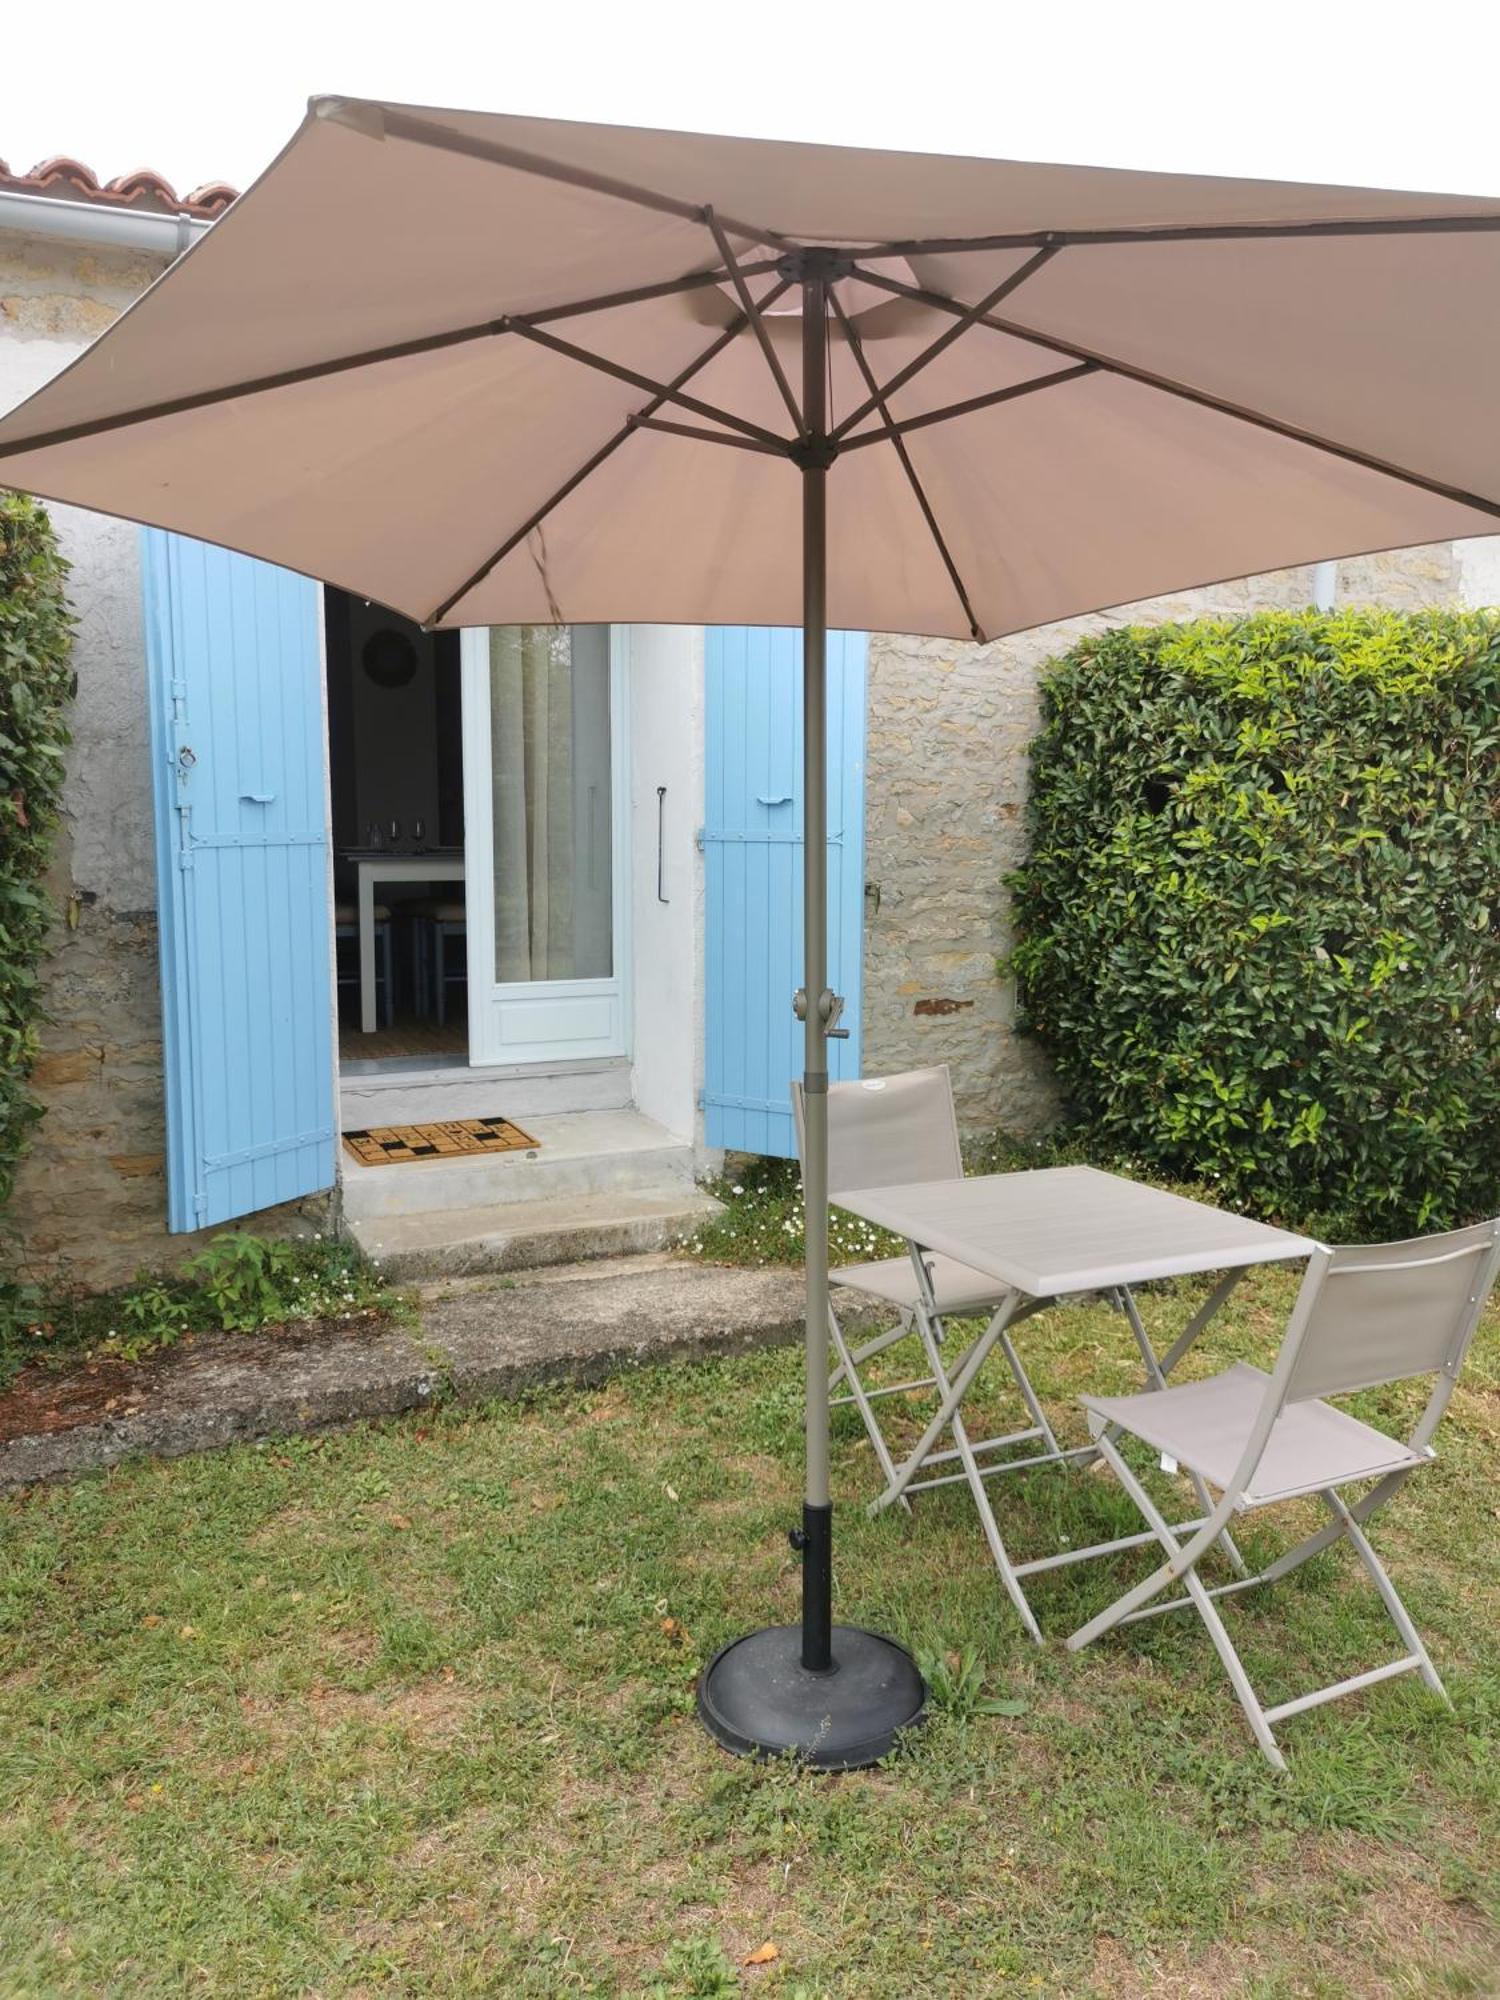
left=460, top=624, right=630, bottom=1067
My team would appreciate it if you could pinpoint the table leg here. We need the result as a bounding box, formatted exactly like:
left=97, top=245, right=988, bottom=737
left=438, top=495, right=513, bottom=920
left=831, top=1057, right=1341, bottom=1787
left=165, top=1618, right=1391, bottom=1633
left=871, top=1290, right=1019, bottom=1513
left=358, top=868, right=377, bottom=1034
left=909, top=1301, right=1045, bottom=1644
left=1153, top=1267, right=1246, bottom=1378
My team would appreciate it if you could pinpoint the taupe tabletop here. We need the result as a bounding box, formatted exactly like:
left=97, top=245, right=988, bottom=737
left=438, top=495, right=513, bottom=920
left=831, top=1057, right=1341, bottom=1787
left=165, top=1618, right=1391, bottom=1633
left=836, top=1164, right=1316, bottom=1299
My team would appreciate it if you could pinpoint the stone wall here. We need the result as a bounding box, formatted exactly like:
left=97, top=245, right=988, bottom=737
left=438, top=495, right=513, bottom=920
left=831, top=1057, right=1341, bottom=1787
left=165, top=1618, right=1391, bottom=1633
left=862, top=541, right=1500, bottom=1136
left=1, top=229, right=332, bottom=1287
left=7, top=889, right=331, bottom=1288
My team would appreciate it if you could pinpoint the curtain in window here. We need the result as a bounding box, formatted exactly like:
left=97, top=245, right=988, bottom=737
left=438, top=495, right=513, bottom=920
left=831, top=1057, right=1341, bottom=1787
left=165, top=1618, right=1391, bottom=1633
left=488, top=626, right=611, bottom=983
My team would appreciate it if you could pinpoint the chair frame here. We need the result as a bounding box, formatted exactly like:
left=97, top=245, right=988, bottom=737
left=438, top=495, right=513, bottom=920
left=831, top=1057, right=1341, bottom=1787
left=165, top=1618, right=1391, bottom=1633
left=335, top=911, right=395, bottom=1030
left=415, top=908, right=468, bottom=1026
left=869, top=1261, right=1250, bottom=1641
left=1064, top=1222, right=1500, bottom=1769
left=796, top=1067, right=1102, bottom=1639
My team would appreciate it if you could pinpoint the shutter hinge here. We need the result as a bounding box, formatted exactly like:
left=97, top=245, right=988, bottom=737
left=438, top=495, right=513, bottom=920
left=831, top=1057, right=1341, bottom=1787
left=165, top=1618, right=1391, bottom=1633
left=694, top=825, right=705, bottom=852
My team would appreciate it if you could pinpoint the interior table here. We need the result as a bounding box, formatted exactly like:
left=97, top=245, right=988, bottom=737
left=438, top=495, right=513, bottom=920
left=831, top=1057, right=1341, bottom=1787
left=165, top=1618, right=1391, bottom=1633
left=834, top=1164, right=1316, bottom=1638
left=345, top=849, right=465, bottom=1034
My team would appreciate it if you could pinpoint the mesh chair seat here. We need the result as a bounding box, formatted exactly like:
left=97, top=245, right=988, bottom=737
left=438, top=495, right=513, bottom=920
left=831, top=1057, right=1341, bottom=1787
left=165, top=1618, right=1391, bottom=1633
left=1082, top=1361, right=1428, bottom=1508
left=832, top=1253, right=1007, bottom=1316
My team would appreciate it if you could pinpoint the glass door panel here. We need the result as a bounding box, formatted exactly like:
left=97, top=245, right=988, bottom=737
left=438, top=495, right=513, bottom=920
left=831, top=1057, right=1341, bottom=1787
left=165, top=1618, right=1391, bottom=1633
left=461, top=625, right=628, bottom=1068
left=488, top=624, right=612, bottom=984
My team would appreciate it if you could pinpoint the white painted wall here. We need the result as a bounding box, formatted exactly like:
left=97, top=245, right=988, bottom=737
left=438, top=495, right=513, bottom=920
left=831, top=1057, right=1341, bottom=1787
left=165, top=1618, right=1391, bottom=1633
left=1455, top=537, right=1500, bottom=607
left=626, top=624, right=705, bottom=1147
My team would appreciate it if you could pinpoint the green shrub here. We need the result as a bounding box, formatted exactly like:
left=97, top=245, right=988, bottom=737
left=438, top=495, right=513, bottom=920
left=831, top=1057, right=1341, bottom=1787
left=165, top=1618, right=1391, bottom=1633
left=0, top=1232, right=394, bottom=1387
left=0, top=493, right=74, bottom=1219
left=1008, top=610, right=1500, bottom=1237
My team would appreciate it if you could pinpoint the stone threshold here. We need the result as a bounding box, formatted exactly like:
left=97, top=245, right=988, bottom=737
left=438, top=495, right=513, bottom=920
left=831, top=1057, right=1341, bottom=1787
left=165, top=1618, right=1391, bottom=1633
left=0, top=1253, right=876, bottom=1490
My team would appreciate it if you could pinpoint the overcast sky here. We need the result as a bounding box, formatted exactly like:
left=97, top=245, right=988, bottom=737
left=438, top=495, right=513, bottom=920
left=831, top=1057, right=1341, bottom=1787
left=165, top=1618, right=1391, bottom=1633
left=5, top=0, right=1500, bottom=201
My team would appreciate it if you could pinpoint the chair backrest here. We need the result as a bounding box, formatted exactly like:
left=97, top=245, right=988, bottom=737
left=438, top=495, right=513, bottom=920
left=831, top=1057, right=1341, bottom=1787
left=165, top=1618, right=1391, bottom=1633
left=790, top=1066, right=962, bottom=1199
left=1283, top=1219, right=1500, bottom=1410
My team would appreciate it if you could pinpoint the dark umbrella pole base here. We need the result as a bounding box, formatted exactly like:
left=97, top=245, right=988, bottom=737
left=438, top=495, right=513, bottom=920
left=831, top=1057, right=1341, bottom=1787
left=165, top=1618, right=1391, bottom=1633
left=698, top=1624, right=926, bottom=1771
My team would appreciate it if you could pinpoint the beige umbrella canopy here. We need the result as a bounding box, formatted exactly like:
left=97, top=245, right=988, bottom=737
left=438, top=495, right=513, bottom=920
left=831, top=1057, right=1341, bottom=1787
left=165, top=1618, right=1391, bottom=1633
left=3, top=98, right=1499, bottom=1768
left=2, top=98, right=1498, bottom=638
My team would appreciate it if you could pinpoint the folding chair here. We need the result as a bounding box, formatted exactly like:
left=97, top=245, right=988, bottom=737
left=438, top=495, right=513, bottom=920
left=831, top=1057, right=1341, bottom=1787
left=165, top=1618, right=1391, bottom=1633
left=792, top=1068, right=1072, bottom=1560
left=1065, top=1218, right=1500, bottom=1769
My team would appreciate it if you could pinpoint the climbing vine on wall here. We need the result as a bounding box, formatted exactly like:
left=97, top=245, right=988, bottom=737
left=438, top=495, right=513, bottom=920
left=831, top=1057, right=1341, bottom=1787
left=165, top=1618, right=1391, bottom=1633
left=0, top=492, right=75, bottom=1219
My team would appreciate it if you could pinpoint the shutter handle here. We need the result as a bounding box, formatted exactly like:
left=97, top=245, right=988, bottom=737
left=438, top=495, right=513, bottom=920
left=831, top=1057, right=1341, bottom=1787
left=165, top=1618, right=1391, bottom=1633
left=757, top=792, right=793, bottom=806
left=239, top=790, right=276, bottom=804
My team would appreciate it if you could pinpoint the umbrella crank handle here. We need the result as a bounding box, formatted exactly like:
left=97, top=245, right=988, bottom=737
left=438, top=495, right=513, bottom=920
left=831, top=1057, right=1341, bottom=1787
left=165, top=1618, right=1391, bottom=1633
left=792, top=987, right=850, bottom=1040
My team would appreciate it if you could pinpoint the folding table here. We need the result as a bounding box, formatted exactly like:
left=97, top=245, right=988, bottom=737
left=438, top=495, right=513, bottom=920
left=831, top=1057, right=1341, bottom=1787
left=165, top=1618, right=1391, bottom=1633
left=835, top=1164, right=1315, bottom=1640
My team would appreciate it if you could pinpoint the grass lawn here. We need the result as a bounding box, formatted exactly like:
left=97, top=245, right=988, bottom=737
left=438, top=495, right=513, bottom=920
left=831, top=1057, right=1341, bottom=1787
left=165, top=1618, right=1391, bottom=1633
left=2, top=1266, right=1498, bottom=1997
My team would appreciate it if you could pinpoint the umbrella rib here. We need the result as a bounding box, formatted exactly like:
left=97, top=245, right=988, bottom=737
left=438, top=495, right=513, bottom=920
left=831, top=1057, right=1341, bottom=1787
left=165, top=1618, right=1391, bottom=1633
left=530, top=257, right=786, bottom=323
left=704, top=207, right=804, bottom=433
left=848, top=263, right=1500, bottom=526
left=858, top=213, right=1500, bottom=258
left=425, top=277, right=793, bottom=626
left=831, top=291, right=985, bottom=642
left=0, top=263, right=772, bottom=463
left=626, top=413, right=792, bottom=457
left=505, top=319, right=790, bottom=449
left=362, top=104, right=792, bottom=251
left=837, top=362, right=1096, bottom=450
left=830, top=245, right=1058, bottom=442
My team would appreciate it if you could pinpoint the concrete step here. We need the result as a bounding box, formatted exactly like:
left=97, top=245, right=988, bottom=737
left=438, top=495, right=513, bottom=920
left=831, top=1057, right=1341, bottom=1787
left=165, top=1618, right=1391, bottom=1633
left=339, top=1055, right=631, bottom=1134
left=0, top=1250, right=829, bottom=1490
left=339, top=1107, right=696, bottom=1222
left=348, top=1187, right=724, bottom=1280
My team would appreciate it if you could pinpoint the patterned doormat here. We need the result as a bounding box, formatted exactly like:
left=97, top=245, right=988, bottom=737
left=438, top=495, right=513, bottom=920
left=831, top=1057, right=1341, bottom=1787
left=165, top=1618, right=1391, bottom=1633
left=342, top=1116, right=540, bottom=1167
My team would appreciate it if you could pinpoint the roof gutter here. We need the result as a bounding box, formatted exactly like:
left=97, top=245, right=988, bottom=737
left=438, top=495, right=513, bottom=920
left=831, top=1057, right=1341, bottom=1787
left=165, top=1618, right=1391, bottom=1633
left=0, top=188, right=209, bottom=259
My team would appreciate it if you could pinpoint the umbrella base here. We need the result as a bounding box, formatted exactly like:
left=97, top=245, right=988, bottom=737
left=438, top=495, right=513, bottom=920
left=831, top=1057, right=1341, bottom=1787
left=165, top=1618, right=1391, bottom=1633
left=698, top=1623, right=926, bottom=1771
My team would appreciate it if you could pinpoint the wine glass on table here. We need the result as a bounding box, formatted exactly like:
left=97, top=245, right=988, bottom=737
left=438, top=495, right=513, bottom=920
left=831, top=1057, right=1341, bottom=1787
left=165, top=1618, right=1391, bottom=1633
left=412, top=816, right=427, bottom=852
left=388, top=816, right=402, bottom=852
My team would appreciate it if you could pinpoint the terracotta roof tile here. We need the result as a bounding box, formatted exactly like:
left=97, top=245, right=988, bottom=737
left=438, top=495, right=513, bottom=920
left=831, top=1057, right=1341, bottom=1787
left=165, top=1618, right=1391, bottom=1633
left=0, top=155, right=238, bottom=219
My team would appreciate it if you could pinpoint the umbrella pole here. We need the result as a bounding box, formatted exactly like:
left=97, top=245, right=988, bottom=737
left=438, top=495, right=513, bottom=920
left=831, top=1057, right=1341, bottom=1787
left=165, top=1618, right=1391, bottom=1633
left=696, top=253, right=925, bottom=1769
left=798, top=252, right=834, bottom=1676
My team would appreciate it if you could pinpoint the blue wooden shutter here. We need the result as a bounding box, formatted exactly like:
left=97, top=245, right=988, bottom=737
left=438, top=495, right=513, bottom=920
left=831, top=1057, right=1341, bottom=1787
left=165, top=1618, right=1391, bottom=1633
left=703, top=627, right=865, bottom=1157
left=142, top=530, right=335, bottom=1231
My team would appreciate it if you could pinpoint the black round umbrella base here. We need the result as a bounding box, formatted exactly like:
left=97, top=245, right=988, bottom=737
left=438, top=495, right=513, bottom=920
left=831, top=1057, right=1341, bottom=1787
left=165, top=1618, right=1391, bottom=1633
left=698, top=1624, right=926, bottom=1771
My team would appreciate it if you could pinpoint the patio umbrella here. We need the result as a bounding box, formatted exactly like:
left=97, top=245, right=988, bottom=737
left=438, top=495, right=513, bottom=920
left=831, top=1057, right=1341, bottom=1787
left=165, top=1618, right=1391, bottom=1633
left=3, top=98, right=1499, bottom=1768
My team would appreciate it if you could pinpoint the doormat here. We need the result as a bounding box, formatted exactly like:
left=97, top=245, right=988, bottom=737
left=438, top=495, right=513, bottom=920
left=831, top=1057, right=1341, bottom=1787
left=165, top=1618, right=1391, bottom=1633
left=342, top=1117, right=540, bottom=1167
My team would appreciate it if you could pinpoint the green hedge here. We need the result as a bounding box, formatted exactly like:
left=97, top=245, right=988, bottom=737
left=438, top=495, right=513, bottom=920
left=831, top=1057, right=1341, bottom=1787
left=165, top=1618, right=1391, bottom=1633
left=0, top=493, right=74, bottom=1217
left=1008, top=610, right=1500, bottom=1237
